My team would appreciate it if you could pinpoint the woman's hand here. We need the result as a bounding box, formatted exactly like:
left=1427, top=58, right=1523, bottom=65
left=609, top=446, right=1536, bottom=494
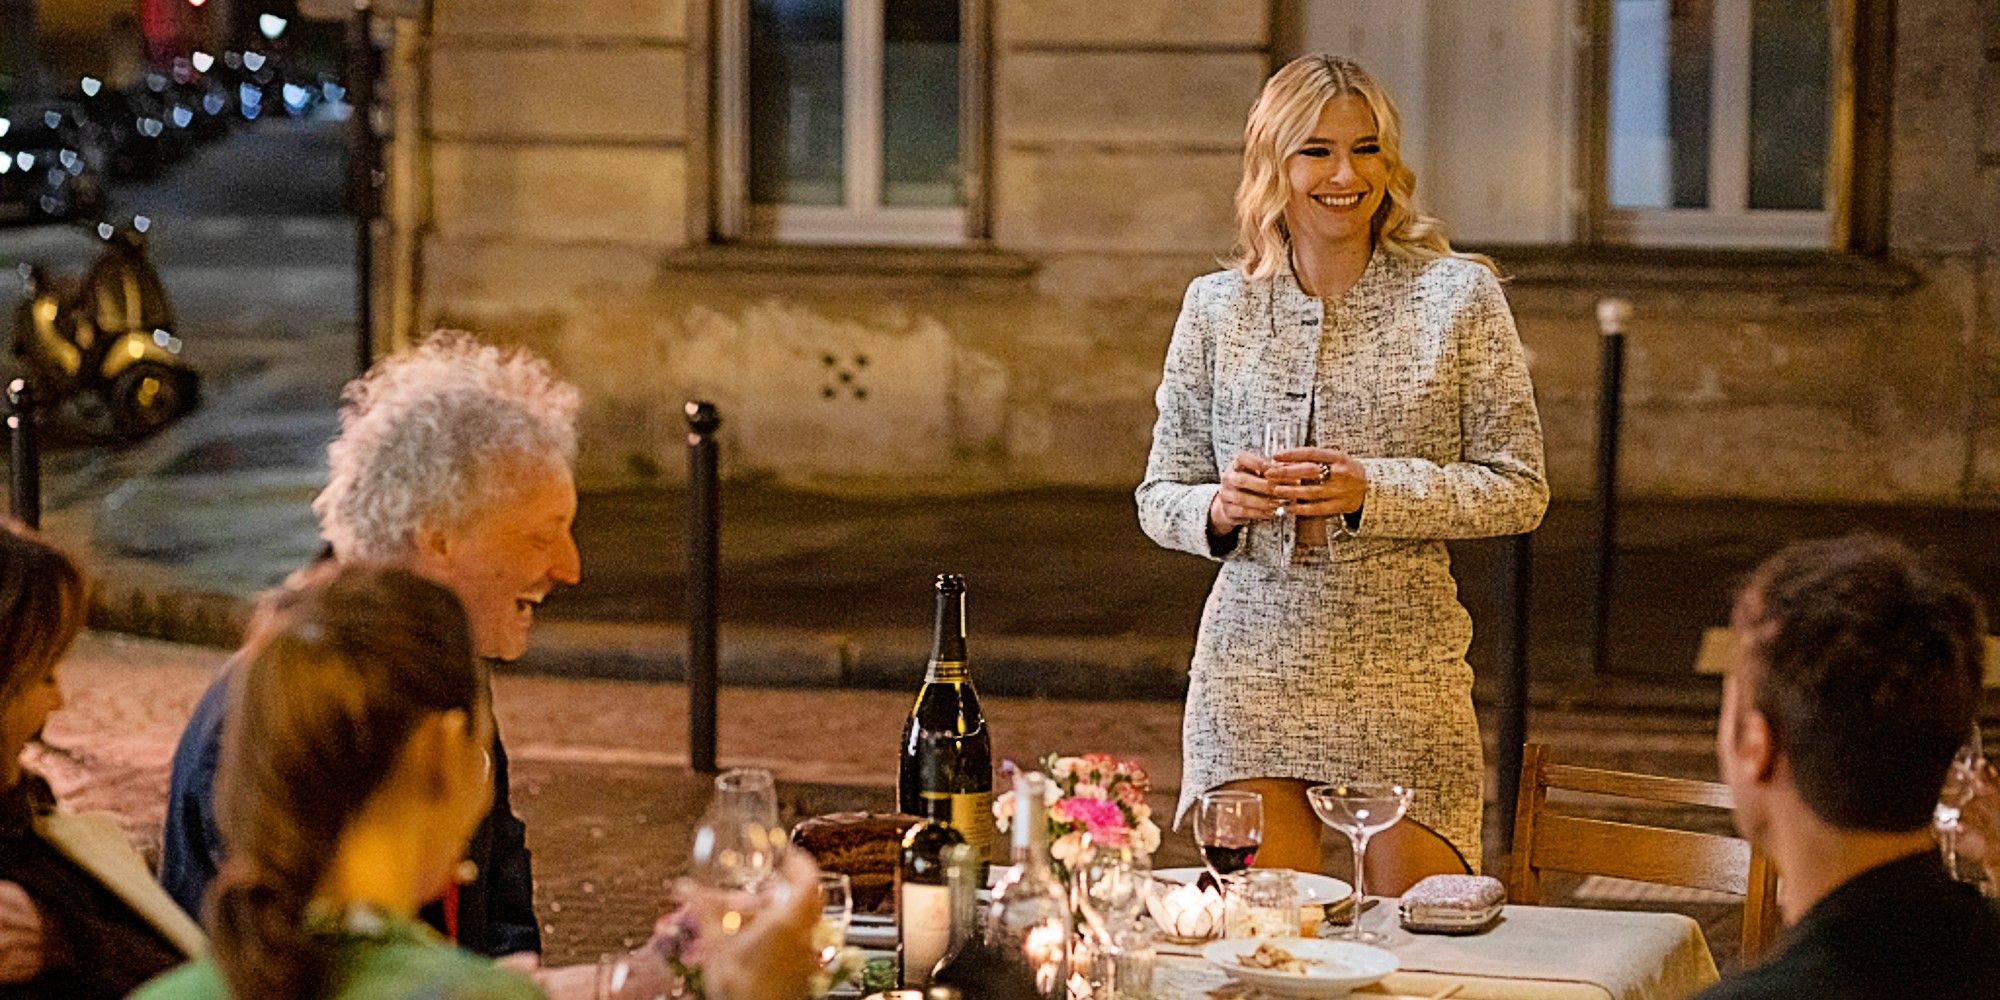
left=0, top=881, right=44, bottom=984
left=1208, top=450, right=1285, bottom=535
left=1267, top=447, right=1367, bottom=517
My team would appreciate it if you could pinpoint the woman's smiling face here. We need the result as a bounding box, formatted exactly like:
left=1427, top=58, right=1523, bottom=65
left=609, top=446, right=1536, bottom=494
left=1282, top=93, right=1390, bottom=256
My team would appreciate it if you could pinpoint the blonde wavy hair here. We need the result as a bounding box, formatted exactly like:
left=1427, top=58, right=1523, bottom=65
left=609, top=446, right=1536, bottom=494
left=1231, top=54, right=1495, bottom=282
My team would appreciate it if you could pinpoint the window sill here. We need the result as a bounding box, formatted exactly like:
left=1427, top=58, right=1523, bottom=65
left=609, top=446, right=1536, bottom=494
left=658, top=242, right=1040, bottom=280
left=1474, top=244, right=1922, bottom=294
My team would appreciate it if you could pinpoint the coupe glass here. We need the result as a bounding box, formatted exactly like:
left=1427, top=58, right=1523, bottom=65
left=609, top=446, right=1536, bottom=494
left=1192, top=790, right=1263, bottom=883
left=1307, top=782, right=1413, bottom=944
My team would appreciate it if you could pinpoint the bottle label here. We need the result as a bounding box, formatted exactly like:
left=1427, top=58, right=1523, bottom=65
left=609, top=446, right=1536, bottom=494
left=921, top=790, right=995, bottom=860
left=899, top=883, right=952, bottom=987
left=926, top=659, right=968, bottom=683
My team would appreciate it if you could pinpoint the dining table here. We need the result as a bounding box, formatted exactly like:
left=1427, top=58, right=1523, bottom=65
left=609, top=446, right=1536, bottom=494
left=1148, top=896, right=1721, bottom=1000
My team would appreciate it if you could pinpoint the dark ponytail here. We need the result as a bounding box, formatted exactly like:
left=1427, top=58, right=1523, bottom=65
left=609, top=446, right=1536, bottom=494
left=205, top=563, right=480, bottom=999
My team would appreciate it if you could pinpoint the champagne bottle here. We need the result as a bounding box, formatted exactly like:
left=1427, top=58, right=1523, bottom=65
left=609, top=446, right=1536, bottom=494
left=984, top=771, right=1072, bottom=999
left=898, top=801, right=965, bottom=988
left=898, top=574, right=996, bottom=864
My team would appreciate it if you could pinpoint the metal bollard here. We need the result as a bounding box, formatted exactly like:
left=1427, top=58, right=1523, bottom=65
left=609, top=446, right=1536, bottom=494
left=1589, top=299, right=1630, bottom=676
left=346, top=0, right=380, bottom=377
left=1492, top=531, right=1533, bottom=858
left=685, top=401, right=721, bottom=775
left=6, top=379, right=41, bottom=530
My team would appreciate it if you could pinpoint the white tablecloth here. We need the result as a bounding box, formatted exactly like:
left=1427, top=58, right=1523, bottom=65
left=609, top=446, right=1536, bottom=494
left=1154, top=900, right=1719, bottom=1000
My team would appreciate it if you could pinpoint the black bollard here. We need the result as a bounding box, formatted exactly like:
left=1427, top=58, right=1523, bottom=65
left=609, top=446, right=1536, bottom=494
left=1589, top=299, right=1630, bottom=676
left=1492, top=531, right=1533, bottom=858
left=685, top=401, right=721, bottom=775
left=6, top=379, right=41, bottom=530
left=346, top=1, right=380, bottom=376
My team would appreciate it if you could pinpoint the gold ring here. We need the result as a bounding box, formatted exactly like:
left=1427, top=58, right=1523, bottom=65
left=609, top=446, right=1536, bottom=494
left=1313, top=463, right=1333, bottom=484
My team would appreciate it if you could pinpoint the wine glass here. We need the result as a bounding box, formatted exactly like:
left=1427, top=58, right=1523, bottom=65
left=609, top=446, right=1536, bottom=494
left=1307, top=782, right=1413, bottom=944
left=814, top=872, right=853, bottom=971
left=1193, top=790, right=1263, bottom=883
left=1937, top=733, right=1994, bottom=892
left=690, top=767, right=785, bottom=894
left=1261, top=419, right=1305, bottom=518
left=1075, top=845, right=1154, bottom=999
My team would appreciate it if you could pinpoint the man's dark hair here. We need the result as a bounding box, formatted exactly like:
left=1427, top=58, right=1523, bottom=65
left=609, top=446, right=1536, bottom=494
left=1740, top=534, right=1985, bottom=831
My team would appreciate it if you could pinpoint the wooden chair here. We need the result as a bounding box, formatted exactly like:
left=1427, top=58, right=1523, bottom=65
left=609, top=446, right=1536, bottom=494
left=1507, top=743, right=1783, bottom=963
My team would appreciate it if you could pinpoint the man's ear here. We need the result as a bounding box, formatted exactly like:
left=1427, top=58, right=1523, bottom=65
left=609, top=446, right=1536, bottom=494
left=1738, top=706, right=1778, bottom=784
left=410, top=522, right=452, bottom=568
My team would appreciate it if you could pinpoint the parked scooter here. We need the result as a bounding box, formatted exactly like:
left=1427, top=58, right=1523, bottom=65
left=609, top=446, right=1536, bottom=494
left=11, top=216, right=200, bottom=440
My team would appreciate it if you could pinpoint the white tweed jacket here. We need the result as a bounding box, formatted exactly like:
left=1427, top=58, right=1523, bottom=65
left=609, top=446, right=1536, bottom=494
left=1136, top=251, right=1549, bottom=566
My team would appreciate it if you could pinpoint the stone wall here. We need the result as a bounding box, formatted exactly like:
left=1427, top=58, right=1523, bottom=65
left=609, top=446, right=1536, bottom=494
left=403, top=0, right=2000, bottom=505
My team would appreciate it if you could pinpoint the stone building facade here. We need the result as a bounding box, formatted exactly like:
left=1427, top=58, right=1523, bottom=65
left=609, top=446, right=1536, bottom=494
left=381, top=0, right=2000, bottom=504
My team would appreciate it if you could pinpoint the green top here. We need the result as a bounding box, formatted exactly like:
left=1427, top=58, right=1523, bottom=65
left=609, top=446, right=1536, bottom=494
left=132, top=904, right=545, bottom=1000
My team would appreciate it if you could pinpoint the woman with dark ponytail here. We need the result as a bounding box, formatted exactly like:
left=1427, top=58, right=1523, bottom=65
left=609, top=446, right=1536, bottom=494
left=136, top=562, right=540, bottom=1000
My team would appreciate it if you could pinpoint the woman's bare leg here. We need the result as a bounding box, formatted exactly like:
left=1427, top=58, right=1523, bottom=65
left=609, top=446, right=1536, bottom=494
left=1214, top=777, right=1319, bottom=873
left=1212, top=779, right=1470, bottom=895
left=1355, top=820, right=1470, bottom=897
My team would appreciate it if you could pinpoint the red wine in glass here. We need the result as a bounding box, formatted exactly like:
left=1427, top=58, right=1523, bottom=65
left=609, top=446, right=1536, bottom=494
left=1200, top=840, right=1259, bottom=877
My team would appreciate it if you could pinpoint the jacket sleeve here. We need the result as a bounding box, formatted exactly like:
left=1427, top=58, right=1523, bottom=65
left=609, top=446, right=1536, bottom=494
left=1136, top=278, right=1231, bottom=560
left=1354, top=267, right=1549, bottom=540
left=159, top=675, right=229, bottom=919
left=483, top=736, right=542, bottom=957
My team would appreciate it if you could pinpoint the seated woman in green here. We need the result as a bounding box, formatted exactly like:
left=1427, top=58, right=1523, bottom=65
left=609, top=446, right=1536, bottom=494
left=0, top=521, right=204, bottom=998
left=136, top=563, right=545, bottom=1000
left=137, top=562, right=827, bottom=1000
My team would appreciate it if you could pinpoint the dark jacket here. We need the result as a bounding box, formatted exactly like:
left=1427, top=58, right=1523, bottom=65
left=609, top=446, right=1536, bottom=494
left=0, top=776, right=188, bottom=1000
left=1694, top=850, right=2000, bottom=1000
left=159, top=661, right=541, bottom=957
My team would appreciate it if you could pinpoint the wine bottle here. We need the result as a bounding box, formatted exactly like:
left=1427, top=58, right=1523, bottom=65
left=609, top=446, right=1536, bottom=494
left=897, top=802, right=965, bottom=989
left=898, top=574, right=996, bottom=864
left=984, top=771, right=1072, bottom=999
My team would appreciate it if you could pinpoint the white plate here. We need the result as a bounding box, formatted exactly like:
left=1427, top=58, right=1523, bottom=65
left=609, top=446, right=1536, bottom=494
left=1202, top=937, right=1398, bottom=997
left=1155, top=867, right=1353, bottom=906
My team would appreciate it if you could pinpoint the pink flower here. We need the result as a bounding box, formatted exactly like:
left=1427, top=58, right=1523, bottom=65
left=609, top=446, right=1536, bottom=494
left=1053, top=795, right=1130, bottom=845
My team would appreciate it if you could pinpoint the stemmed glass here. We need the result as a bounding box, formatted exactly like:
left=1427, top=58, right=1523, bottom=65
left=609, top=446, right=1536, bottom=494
left=1261, top=419, right=1306, bottom=519
left=1936, top=730, right=1994, bottom=892
left=1193, top=790, right=1263, bottom=883
left=1307, top=782, right=1413, bottom=944
left=813, top=873, right=853, bottom=969
left=1075, top=844, right=1154, bottom=999
left=690, top=767, right=785, bottom=894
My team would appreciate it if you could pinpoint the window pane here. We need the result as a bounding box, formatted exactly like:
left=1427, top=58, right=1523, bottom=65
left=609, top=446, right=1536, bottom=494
left=750, top=0, right=844, bottom=206
left=881, top=0, right=960, bottom=207
left=1747, top=0, right=1828, bottom=210
left=1608, top=0, right=1712, bottom=210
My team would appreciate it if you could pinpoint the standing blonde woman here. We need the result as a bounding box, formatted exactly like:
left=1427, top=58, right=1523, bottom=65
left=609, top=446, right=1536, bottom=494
left=1137, top=55, right=1547, bottom=887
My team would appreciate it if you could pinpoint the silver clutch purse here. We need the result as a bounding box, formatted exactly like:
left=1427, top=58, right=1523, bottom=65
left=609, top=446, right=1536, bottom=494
left=1399, top=874, right=1506, bottom=934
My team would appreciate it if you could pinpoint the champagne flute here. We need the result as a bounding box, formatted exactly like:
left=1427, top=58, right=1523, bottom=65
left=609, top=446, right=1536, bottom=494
left=1261, top=419, right=1305, bottom=518
left=1193, top=790, right=1263, bottom=884
left=1937, top=731, right=1993, bottom=891
left=1307, top=782, right=1413, bottom=944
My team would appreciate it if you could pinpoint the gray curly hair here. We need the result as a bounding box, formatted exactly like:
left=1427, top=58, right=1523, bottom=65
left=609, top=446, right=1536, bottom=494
left=313, top=332, right=581, bottom=563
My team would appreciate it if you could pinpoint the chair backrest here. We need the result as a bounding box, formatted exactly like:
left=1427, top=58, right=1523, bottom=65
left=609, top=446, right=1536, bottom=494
left=1507, top=743, right=1783, bottom=963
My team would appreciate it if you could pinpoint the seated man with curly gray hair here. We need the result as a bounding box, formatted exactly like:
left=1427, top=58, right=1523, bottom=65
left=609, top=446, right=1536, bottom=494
left=160, top=332, right=582, bottom=961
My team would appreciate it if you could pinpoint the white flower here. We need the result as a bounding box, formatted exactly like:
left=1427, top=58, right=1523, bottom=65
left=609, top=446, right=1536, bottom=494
left=1049, top=830, right=1088, bottom=868
left=1133, top=818, right=1161, bottom=856
left=993, top=790, right=1016, bottom=832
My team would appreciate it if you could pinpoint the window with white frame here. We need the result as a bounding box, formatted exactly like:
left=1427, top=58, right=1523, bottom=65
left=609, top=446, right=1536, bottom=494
left=718, top=0, right=972, bottom=246
left=1601, top=0, right=1846, bottom=249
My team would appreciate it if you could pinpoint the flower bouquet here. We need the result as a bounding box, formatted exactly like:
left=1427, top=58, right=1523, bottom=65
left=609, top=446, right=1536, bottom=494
left=994, top=753, right=1162, bottom=884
